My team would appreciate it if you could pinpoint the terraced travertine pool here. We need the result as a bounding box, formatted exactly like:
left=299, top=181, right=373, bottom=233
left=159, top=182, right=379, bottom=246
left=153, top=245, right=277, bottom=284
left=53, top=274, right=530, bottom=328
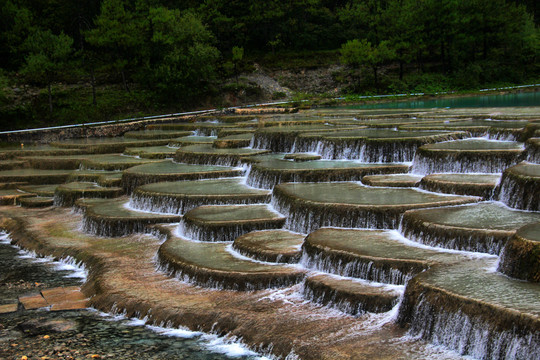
left=0, top=106, right=538, bottom=360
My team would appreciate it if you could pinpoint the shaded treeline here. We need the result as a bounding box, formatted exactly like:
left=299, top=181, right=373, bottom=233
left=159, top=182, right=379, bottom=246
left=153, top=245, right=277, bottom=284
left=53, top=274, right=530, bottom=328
left=0, top=0, right=538, bottom=128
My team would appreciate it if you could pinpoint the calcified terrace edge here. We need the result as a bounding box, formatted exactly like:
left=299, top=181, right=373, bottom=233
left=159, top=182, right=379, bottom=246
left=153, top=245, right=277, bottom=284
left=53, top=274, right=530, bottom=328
left=1, top=208, right=539, bottom=360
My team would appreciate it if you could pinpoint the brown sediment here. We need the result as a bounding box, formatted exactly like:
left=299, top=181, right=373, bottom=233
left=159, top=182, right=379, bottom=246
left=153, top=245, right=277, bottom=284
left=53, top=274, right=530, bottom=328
left=498, top=222, right=540, bottom=282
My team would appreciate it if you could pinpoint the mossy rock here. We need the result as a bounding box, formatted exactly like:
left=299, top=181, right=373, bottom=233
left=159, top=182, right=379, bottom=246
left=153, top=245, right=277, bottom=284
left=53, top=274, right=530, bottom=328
left=0, top=189, right=35, bottom=205
left=50, top=138, right=171, bottom=154
left=420, top=173, right=501, bottom=199
left=180, top=204, right=286, bottom=242
left=121, top=160, right=243, bottom=193
left=123, top=130, right=193, bottom=140
left=283, top=153, right=322, bottom=161
left=97, top=173, right=123, bottom=187
left=168, top=135, right=217, bottom=147
left=303, top=274, right=401, bottom=315
left=272, top=182, right=479, bottom=233
left=123, top=146, right=178, bottom=159
left=67, top=170, right=123, bottom=183
left=174, top=144, right=270, bottom=166
left=18, top=196, right=54, bottom=208
left=146, top=122, right=238, bottom=136
left=131, top=178, right=270, bottom=214
left=0, top=169, right=72, bottom=184
left=81, top=154, right=160, bottom=171
left=156, top=225, right=305, bottom=291
left=18, top=184, right=59, bottom=197
left=497, top=161, right=540, bottom=211
left=216, top=128, right=256, bottom=138
left=54, top=182, right=123, bottom=206
left=0, top=160, right=27, bottom=171
left=400, top=119, right=529, bottom=140
left=498, top=222, right=540, bottom=282
left=401, top=202, right=540, bottom=254
left=295, top=129, right=468, bottom=163
left=0, top=146, right=87, bottom=160
left=362, top=174, right=422, bottom=187
left=246, top=155, right=410, bottom=189
left=232, top=230, right=304, bottom=263
left=212, top=133, right=253, bottom=149
left=412, top=138, right=525, bottom=174
left=79, top=197, right=181, bottom=237
left=22, top=155, right=90, bottom=170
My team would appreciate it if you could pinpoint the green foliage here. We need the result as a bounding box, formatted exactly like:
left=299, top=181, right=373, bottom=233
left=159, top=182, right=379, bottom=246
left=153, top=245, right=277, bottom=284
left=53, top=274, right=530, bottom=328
left=144, top=8, right=220, bottom=102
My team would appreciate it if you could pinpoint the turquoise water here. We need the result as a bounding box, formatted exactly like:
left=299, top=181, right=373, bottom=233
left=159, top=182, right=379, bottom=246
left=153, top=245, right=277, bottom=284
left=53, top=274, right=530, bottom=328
left=342, top=90, right=540, bottom=109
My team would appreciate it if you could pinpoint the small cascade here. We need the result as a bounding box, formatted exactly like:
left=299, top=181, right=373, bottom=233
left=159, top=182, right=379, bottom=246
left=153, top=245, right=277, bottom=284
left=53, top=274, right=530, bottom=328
left=53, top=181, right=123, bottom=207
left=174, top=144, right=269, bottom=167
left=398, top=280, right=540, bottom=360
left=272, top=182, right=477, bottom=234
left=245, top=156, right=409, bottom=190
left=411, top=138, right=525, bottom=175
left=80, top=198, right=180, bottom=237
left=300, top=246, right=420, bottom=285
left=419, top=173, right=501, bottom=199
left=302, top=274, right=402, bottom=316
left=525, top=138, right=540, bottom=163
left=292, top=129, right=467, bottom=163
left=156, top=226, right=305, bottom=291
left=130, top=178, right=271, bottom=215
left=179, top=204, right=286, bottom=242
left=496, top=161, right=540, bottom=211
left=400, top=202, right=540, bottom=255
left=498, top=222, right=540, bottom=282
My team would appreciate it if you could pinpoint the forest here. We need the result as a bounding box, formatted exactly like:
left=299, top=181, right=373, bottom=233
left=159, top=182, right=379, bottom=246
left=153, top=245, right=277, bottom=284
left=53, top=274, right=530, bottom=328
left=0, top=0, right=538, bottom=130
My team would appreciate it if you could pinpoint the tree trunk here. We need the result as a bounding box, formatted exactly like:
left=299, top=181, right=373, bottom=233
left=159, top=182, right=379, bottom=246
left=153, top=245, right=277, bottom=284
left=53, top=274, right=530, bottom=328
left=47, top=82, right=53, bottom=114
left=121, top=71, right=130, bottom=93
left=399, top=60, right=404, bottom=81
left=373, top=66, right=378, bottom=90
left=90, top=68, right=97, bottom=106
